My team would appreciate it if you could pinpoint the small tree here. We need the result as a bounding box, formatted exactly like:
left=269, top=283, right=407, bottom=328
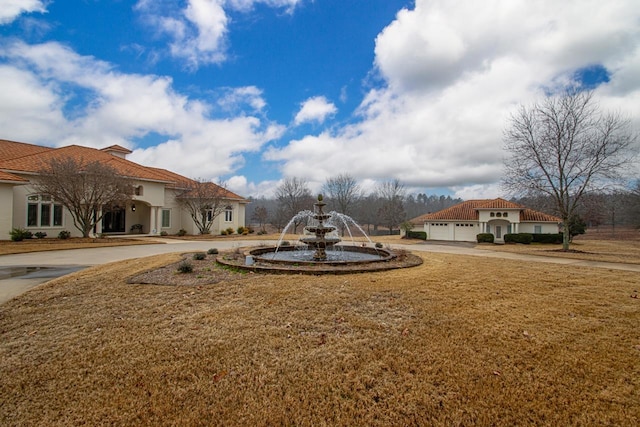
left=251, top=205, right=269, bottom=233
left=503, top=89, right=636, bottom=250
left=275, top=177, right=313, bottom=234
left=400, top=221, right=414, bottom=238
left=566, top=214, right=587, bottom=242
left=35, top=157, right=133, bottom=237
left=176, top=179, right=230, bottom=235
left=377, top=179, right=406, bottom=234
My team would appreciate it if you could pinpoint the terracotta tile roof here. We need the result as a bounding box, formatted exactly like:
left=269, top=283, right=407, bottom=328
left=0, top=139, right=53, bottom=162
left=521, top=209, right=561, bottom=222
left=476, top=198, right=524, bottom=210
left=0, top=139, right=248, bottom=201
left=410, top=198, right=561, bottom=224
left=0, top=170, right=28, bottom=183
left=101, top=144, right=132, bottom=154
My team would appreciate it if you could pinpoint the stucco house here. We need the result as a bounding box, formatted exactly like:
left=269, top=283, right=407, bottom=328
left=409, top=198, right=561, bottom=243
left=0, top=139, right=248, bottom=239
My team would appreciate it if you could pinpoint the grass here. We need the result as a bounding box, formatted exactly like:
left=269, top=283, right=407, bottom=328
left=1, top=248, right=639, bottom=425
left=0, top=237, right=156, bottom=256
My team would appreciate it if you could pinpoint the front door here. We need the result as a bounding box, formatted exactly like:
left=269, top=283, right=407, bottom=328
left=495, top=225, right=502, bottom=239
left=102, top=206, right=126, bottom=233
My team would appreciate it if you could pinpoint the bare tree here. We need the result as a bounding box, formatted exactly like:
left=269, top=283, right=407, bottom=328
left=503, top=89, right=636, bottom=250
left=377, top=179, right=406, bottom=234
left=176, top=179, right=230, bottom=234
left=275, top=177, right=313, bottom=233
left=35, top=157, right=133, bottom=237
left=321, top=173, right=361, bottom=215
left=251, top=205, right=269, bottom=233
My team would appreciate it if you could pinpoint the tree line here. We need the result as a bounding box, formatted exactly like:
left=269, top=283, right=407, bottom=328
left=247, top=175, right=463, bottom=235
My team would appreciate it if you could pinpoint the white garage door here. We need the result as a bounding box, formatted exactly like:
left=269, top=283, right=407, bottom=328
left=453, top=223, right=478, bottom=241
left=428, top=223, right=450, bottom=240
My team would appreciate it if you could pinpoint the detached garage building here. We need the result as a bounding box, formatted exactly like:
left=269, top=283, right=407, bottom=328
left=409, top=198, right=561, bottom=243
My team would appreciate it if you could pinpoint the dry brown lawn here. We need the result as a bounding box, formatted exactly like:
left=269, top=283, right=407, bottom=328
left=0, top=237, right=156, bottom=256
left=1, top=248, right=639, bottom=426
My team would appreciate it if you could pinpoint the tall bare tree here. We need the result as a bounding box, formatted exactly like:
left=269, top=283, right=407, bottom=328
left=275, top=177, right=313, bottom=233
left=503, top=89, right=636, bottom=250
left=377, top=179, right=406, bottom=234
left=176, top=179, right=230, bottom=234
left=251, top=205, right=269, bottom=233
left=321, top=173, right=361, bottom=215
left=35, top=157, right=133, bottom=237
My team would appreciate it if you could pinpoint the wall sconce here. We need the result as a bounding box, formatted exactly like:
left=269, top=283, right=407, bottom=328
left=131, top=204, right=136, bottom=212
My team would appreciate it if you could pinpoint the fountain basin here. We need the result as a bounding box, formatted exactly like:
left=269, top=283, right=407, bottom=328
left=214, top=245, right=423, bottom=275
left=250, top=245, right=394, bottom=266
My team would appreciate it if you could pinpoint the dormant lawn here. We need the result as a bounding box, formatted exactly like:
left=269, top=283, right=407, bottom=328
left=0, top=233, right=638, bottom=425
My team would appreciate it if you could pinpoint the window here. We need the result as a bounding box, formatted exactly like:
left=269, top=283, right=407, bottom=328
left=496, top=212, right=502, bottom=218
left=161, top=209, right=171, bottom=228
left=534, top=225, right=542, bottom=234
left=26, top=195, right=63, bottom=227
left=134, top=185, right=144, bottom=196
left=503, top=212, right=508, bottom=217
left=224, top=206, right=233, bottom=222
left=490, top=212, right=495, bottom=217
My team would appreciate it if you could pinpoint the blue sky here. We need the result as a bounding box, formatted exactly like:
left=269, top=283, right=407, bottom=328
left=1, top=0, right=638, bottom=198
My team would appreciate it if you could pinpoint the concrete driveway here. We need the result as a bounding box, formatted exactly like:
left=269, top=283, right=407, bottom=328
left=1, top=239, right=638, bottom=305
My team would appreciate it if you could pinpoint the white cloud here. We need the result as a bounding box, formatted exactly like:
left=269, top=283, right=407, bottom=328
left=0, top=0, right=46, bottom=25
left=294, top=96, right=337, bottom=125
left=268, top=0, right=640, bottom=198
left=0, top=40, right=283, bottom=179
left=135, top=0, right=304, bottom=69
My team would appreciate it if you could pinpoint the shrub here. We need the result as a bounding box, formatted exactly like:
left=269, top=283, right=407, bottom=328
left=176, top=229, right=187, bottom=237
left=10, top=228, right=33, bottom=242
left=504, top=233, right=532, bottom=244
left=176, top=260, right=193, bottom=273
left=207, top=248, right=219, bottom=255
left=476, top=233, right=494, bottom=243
left=247, top=226, right=255, bottom=234
left=226, top=227, right=235, bottom=235
left=193, top=252, right=206, bottom=261
left=237, top=226, right=246, bottom=235
left=58, top=230, right=71, bottom=240
left=34, top=231, right=47, bottom=239
left=160, top=231, right=168, bottom=236
left=375, top=242, right=384, bottom=249
left=280, top=241, right=291, bottom=247
left=407, top=231, right=427, bottom=240
left=532, top=233, right=563, bottom=244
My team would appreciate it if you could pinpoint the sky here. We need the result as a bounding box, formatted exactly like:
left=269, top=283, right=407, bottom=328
left=1, top=0, right=639, bottom=199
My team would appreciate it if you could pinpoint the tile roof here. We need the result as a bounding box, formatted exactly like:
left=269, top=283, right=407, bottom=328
left=0, top=139, right=53, bottom=162
left=0, top=139, right=247, bottom=201
left=0, top=170, right=28, bottom=183
left=410, top=198, right=561, bottom=224
left=101, top=144, right=133, bottom=154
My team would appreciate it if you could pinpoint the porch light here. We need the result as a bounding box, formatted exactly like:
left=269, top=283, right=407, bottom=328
left=131, top=204, right=136, bottom=212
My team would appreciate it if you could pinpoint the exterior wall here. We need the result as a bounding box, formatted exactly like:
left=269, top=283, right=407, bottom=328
left=518, top=222, right=560, bottom=234
left=0, top=184, right=16, bottom=239
left=478, top=209, right=521, bottom=224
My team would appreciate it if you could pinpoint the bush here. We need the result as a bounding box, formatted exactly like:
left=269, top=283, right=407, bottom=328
left=176, top=260, right=193, bottom=273
left=407, top=231, right=427, bottom=240
left=375, top=242, right=384, bottom=249
left=10, top=228, right=33, bottom=242
left=476, top=233, right=494, bottom=243
left=34, top=231, right=47, bottom=239
left=226, top=227, right=235, bottom=235
left=532, top=233, right=563, bottom=244
left=193, top=252, right=206, bottom=261
left=176, top=229, right=187, bottom=237
left=237, top=226, right=246, bottom=234
left=280, top=241, right=291, bottom=247
left=160, top=231, right=168, bottom=236
left=207, top=248, right=219, bottom=255
left=58, top=230, right=71, bottom=240
left=504, top=233, right=532, bottom=244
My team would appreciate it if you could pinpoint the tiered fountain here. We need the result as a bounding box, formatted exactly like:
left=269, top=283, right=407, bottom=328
left=299, top=194, right=340, bottom=261
left=215, top=194, right=422, bottom=274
